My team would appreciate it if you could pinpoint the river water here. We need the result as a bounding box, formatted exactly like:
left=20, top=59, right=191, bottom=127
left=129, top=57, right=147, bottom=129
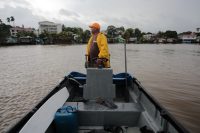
left=0, top=44, right=199, bottom=132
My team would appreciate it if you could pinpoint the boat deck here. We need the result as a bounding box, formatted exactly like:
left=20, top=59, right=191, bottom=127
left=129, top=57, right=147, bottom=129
left=63, top=102, right=143, bottom=133
left=65, top=101, right=143, bottom=123
left=78, top=126, right=141, bottom=133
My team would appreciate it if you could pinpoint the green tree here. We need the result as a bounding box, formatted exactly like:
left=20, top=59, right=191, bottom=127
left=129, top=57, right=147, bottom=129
left=157, top=31, right=165, bottom=38
left=63, top=27, right=72, bottom=32
left=62, top=24, right=65, bottom=31
left=127, top=28, right=134, bottom=37
left=10, top=16, right=15, bottom=26
left=39, top=30, right=48, bottom=39
left=122, top=28, right=134, bottom=41
left=118, top=26, right=125, bottom=33
left=115, top=26, right=125, bottom=35
left=74, top=27, right=83, bottom=35
left=0, top=23, right=12, bottom=44
left=165, top=30, right=178, bottom=38
left=82, top=30, right=91, bottom=43
left=63, top=26, right=83, bottom=34
left=134, top=28, right=142, bottom=40
left=7, top=17, right=10, bottom=25
left=62, top=26, right=84, bottom=43
left=39, top=30, right=51, bottom=44
left=57, top=31, right=74, bottom=43
left=106, top=25, right=116, bottom=38
left=123, top=30, right=131, bottom=41
left=51, top=33, right=58, bottom=43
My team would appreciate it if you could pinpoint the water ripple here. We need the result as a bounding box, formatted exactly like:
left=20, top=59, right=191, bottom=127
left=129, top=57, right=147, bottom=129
left=0, top=44, right=200, bottom=133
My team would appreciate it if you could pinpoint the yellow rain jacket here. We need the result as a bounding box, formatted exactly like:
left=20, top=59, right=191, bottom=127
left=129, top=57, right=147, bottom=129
left=86, top=32, right=110, bottom=67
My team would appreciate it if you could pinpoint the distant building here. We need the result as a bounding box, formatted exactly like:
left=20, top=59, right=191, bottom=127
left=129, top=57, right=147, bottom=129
left=6, top=36, right=18, bottom=44
left=19, top=36, right=34, bottom=44
left=38, top=21, right=62, bottom=34
left=166, top=38, right=176, bottom=43
left=10, top=26, right=35, bottom=37
left=178, top=32, right=197, bottom=43
left=157, top=38, right=166, bottom=43
left=128, top=37, right=137, bottom=43
left=143, top=33, right=155, bottom=41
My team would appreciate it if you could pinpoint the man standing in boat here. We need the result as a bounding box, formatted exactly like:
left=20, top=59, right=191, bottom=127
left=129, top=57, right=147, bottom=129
left=85, top=22, right=110, bottom=68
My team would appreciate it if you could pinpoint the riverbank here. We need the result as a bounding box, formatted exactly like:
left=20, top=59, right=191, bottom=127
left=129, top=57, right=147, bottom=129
left=1, top=42, right=200, bottom=47
left=0, top=43, right=83, bottom=47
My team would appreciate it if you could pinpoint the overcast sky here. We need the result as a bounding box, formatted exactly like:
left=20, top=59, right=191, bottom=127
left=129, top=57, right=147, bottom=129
left=0, top=0, right=200, bottom=33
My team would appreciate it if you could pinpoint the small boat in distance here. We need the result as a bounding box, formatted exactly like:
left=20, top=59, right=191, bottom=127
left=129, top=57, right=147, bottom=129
left=7, top=68, right=189, bottom=133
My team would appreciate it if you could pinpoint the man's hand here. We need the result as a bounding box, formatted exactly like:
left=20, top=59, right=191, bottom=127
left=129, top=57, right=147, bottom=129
left=96, top=58, right=103, bottom=66
left=96, top=58, right=104, bottom=67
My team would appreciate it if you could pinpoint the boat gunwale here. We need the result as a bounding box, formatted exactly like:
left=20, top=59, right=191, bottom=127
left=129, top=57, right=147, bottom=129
left=6, top=72, right=189, bottom=133
left=6, top=76, right=69, bottom=133
left=134, top=78, right=189, bottom=133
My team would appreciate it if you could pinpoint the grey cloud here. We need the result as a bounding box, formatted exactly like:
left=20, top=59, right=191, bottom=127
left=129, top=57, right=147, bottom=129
left=0, top=5, right=44, bottom=28
left=59, top=9, right=80, bottom=17
left=2, top=0, right=26, bottom=2
left=53, top=17, right=87, bottom=29
left=101, top=16, right=135, bottom=28
left=0, top=0, right=30, bottom=8
left=1, top=0, right=200, bottom=33
left=0, top=5, right=85, bottom=29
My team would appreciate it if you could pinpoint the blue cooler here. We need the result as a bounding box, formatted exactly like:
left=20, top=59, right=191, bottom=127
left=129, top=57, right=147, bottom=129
left=54, top=106, right=78, bottom=133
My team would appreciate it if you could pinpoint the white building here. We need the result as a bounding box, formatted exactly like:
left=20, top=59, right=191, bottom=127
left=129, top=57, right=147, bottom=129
left=10, top=26, right=35, bottom=37
left=129, top=37, right=137, bottom=43
left=38, top=21, right=62, bottom=34
left=143, top=33, right=155, bottom=41
left=178, top=32, right=197, bottom=43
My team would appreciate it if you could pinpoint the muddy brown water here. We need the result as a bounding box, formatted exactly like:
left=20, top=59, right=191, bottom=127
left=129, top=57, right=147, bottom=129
left=0, top=44, right=199, bottom=132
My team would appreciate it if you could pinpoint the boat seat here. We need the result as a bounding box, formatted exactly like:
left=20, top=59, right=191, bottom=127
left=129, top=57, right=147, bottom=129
left=113, top=77, right=126, bottom=86
left=113, top=73, right=133, bottom=86
left=74, top=77, right=127, bottom=86
left=74, top=77, right=86, bottom=80
left=65, top=102, right=144, bottom=126
left=73, top=77, right=86, bottom=85
left=68, top=71, right=86, bottom=85
left=72, top=77, right=127, bottom=86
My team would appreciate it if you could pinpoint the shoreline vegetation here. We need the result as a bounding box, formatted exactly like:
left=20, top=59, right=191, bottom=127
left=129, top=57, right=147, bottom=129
left=1, top=19, right=200, bottom=46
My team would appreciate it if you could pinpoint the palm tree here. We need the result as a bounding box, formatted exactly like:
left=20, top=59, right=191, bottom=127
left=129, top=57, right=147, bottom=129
left=7, top=17, right=10, bottom=25
left=10, top=16, right=15, bottom=26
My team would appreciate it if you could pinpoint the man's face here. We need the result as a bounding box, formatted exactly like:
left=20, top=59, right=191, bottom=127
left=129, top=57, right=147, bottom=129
left=91, top=28, right=99, bottom=34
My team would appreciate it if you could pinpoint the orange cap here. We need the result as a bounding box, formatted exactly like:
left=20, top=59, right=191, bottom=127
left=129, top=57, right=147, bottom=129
left=89, top=22, right=100, bottom=30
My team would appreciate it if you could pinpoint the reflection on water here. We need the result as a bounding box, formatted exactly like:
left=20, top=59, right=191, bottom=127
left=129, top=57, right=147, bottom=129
left=161, top=49, right=175, bottom=54
left=0, top=44, right=200, bottom=132
left=191, top=50, right=200, bottom=56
